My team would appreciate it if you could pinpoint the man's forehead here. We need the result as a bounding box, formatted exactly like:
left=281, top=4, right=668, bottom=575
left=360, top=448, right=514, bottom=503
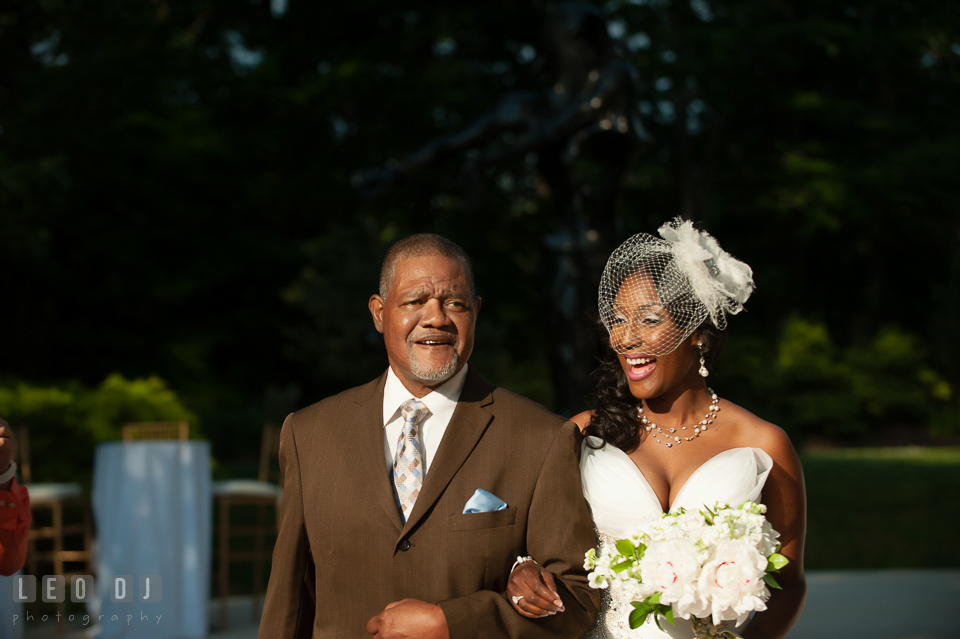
left=396, top=279, right=471, bottom=298
left=392, top=256, right=470, bottom=292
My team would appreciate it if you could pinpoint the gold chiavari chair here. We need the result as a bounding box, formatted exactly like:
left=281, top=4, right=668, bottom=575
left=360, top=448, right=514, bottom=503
left=212, top=423, right=282, bottom=630
left=121, top=421, right=189, bottom=442
left=20, top=427, right=94, bottom=633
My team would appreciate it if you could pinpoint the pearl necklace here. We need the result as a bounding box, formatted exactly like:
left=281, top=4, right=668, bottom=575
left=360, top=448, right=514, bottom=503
left=638, top=388, right=719, bottom=449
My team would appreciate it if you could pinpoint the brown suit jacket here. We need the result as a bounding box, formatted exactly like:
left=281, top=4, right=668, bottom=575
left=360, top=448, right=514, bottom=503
left=258, top=367, right=599, bottom=638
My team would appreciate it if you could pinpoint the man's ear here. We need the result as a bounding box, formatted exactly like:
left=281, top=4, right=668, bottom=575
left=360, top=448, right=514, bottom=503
left=369, top=295, right=386, bottom=333
left=473, top=296, right=482, bottom=316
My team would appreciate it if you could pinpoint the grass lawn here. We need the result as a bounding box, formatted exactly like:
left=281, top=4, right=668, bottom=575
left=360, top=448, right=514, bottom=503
left=801, top=447, right=960, bottom=569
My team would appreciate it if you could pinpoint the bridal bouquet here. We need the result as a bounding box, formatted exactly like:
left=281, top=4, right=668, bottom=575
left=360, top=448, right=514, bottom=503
left=584, top=501, right=789, bottom=639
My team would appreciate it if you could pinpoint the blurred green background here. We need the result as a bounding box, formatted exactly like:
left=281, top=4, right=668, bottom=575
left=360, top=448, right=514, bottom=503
left=2, top=0, right=959, bottom=572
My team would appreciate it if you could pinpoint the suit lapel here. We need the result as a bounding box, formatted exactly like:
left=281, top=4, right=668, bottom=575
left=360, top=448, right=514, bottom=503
left=401, top=368, right=494, bottom=535
left=352, top=371, right=404, bottom=533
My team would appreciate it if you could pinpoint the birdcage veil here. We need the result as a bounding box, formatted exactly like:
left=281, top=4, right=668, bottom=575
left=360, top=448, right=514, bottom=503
left=598, top=217, right=755, bottom=356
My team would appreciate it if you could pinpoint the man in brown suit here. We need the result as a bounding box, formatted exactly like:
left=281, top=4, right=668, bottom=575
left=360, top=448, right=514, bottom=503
left=259, top=234, right=599, bottom=638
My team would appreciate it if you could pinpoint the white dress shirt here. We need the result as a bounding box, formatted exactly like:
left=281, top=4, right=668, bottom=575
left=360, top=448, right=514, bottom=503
left=382, top=364, right=469, bottom=475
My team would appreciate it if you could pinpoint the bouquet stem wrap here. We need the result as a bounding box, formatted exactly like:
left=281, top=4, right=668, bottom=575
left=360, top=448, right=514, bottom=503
left=691, top=617, right=744, bottom=639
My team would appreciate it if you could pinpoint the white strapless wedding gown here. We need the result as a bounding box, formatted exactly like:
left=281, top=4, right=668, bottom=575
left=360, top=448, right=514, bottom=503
left=579, top=440, right=773, bottom=639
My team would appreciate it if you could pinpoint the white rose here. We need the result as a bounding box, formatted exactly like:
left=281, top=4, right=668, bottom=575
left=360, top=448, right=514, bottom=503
left=637, top=538, right=704, bottom=618
left=697, top=539, right=770, bottom=626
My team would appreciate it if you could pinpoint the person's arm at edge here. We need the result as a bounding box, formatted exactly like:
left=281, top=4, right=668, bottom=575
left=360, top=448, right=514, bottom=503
left=0, top=477, right=30, bottom=576
left=570, top=411, right=594, bottom=434
left=258, top=414, right=315, bottom=639
left=744, top=423, right=807, bottom=639
left=437, top=420, right=600, bottom=638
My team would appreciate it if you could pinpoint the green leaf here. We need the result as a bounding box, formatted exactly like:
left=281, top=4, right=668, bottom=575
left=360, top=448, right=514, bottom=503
left=764, top=574, right=782, bottom=590
left=611, top=559, right=633, bottom=573
left=663, top=604, right=675, bottom=626
left=702, top=504, right=716, bottom=525
left=703, top=505, right=715, bottom=525
left=629, top=600, right=657, bottom=629
left=616, top=539, right=636, bottom=557
left=636, top=543, right=647, bottom=561
left=648, top=592, right=661, bottom=605
left=628, top=607, right=651, bottom=629
left=632, top=602, right=655, bottom=616
left=768, top=553, right=790, bottom=570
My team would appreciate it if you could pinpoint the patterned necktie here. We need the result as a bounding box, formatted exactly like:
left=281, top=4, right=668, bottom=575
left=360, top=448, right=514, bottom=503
left=393, top=399, right=427, bottom=522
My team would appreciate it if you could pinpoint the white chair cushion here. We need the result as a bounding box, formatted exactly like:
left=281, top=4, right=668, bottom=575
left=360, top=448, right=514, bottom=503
left=24, top=482, right=83, bottom=503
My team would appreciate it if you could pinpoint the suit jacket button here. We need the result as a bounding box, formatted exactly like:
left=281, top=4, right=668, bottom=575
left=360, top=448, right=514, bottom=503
left=398, top=539, right=411, bottom=551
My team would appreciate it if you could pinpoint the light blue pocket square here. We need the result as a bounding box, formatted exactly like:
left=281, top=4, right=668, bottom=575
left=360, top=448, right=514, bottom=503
left=463, top=488, right=508, bottom=514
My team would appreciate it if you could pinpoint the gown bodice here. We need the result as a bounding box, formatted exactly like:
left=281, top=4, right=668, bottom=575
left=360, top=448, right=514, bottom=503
left=580, top=439, right=774, bottom=638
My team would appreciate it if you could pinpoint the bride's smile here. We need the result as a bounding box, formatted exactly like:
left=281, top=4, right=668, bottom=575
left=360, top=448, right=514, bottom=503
left=622, top=354, right=657, bottom=381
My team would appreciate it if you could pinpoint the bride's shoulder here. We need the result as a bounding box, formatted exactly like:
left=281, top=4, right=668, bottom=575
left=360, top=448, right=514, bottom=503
left=569, top=410, right=595, bottom=433
left=722, top=401, right=798, bottom=464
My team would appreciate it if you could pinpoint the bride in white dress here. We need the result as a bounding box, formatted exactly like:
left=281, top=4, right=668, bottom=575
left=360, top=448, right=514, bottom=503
left=507, top=219, right=806, bottom=639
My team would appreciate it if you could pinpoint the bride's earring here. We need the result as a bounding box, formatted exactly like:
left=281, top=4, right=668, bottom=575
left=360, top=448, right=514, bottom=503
left=697, top=341, right=709, bottom=377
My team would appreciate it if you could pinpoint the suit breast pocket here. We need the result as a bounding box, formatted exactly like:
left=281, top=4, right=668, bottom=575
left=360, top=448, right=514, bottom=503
left=449, top=507, right=517, bottom=532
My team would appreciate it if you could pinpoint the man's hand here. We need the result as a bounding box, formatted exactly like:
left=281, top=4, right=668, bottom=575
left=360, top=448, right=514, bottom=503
left=365, top=598, right=449, bottom=639
left=0, top=418, right=16, bottom=491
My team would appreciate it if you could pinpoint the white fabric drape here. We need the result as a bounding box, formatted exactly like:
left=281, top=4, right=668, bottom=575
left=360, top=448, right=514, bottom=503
left=0, top=571, right=25, bottom=639
left=91, top=441, right=211, bottom=639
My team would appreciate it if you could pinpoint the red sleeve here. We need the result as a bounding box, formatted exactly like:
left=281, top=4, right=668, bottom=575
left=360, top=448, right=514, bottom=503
left=0, top=478, right=31, bottom=576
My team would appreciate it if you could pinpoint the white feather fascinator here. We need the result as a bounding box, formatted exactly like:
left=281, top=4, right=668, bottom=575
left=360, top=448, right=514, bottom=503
left=598, top=217, right=755, bottom=356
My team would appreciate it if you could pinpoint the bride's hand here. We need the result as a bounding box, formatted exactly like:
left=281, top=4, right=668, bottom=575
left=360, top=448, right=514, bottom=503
left=505, top=563, right=565, bottom=618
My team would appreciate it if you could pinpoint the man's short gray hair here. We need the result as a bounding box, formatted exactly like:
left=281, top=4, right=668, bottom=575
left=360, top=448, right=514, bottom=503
left=379, top=234, right=476, bottom=299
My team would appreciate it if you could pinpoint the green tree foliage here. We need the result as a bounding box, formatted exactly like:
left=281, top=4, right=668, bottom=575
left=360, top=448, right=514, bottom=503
left=1, top=0, right=957, bottom=453
left=0, top=375, right=196, bottom=484
left=718, top=317, right=953, bottom=439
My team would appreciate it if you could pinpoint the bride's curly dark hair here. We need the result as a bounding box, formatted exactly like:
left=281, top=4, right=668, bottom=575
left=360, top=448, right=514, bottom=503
left=582, top=318, right=727, bottom=453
